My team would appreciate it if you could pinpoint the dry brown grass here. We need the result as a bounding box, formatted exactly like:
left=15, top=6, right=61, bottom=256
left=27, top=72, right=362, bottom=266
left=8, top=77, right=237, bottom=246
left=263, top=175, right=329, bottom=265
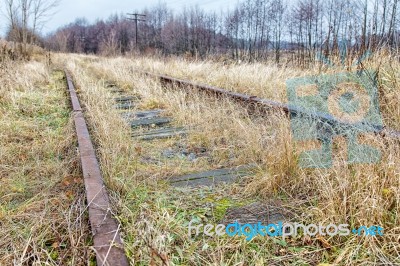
left=56, top=52, right=400, bottom=265
left=0, top=60, right=91, bottom=265
left=103, top=53, right=400, bottom=132
left=0, top=40, right=48, bottom=62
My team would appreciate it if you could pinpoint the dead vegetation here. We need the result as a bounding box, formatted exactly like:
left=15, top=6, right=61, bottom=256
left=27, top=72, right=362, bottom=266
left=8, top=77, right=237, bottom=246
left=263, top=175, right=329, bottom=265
left=0, top=39, right=49, bottom=63
left=127, top=53, right=400, bottom=131
left=1, top=49, right=398, bottom=265
left=0, top=59, right=91, bottom=265
left=58, top=53, right=400, bottom=265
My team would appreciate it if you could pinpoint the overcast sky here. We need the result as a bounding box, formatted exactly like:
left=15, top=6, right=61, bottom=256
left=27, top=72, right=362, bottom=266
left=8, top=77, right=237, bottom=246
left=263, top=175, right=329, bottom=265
left=0, top=0, right=235, bottom=36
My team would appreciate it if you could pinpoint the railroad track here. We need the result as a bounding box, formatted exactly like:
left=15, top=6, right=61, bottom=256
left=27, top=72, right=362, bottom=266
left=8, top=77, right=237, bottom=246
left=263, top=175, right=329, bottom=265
left=144, top=72, right=400, bottom=140
left=65, top=72, right=129, bottom=266
left=65, top=69, right=399, bottom=265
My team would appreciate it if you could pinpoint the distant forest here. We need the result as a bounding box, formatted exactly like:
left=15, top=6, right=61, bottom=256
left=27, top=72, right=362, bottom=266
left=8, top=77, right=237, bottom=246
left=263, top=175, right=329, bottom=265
left=6, top=0, right=400, bottom=65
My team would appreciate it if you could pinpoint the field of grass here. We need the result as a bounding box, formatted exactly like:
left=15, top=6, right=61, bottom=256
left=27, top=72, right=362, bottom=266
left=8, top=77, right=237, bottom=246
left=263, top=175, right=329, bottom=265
left=0, top=58, right=91, bottom=265
left=56, top=53, right=399, bottom=265
left=1, top=50, right=398, bottom=265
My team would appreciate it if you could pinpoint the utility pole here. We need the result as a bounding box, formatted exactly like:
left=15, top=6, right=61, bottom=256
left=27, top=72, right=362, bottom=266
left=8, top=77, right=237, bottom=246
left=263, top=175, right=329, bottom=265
left=127, top=13, right=146, bottom=48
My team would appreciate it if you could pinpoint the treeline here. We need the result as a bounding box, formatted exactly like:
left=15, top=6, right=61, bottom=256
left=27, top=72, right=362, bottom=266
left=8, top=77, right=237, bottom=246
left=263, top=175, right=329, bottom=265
left=2, top=0, right=59, bottom=58
left=45, top=0, right=400, bottom=65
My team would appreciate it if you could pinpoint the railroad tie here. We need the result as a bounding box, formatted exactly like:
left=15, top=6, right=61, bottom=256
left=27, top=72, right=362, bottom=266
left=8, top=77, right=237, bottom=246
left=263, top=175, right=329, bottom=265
left=115, top=101, right=136, bottom=110
left=129, top=117, right=171, bottom=128
left=132, top=127, right=187, bottom=140
left=169, top=164, right=255, bottom=187
left=115, top=95, right=141, bottom=103
left=112, top=91, right=141, bottom=110
left=65, top=73, right=129, bottom=266
left=121, top=109, right=187, bottom=140
left=109, top=86, right=187, bottom=140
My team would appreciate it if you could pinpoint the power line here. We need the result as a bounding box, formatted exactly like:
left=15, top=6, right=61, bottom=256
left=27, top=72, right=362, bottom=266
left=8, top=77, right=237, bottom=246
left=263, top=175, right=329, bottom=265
left=127, top=13, right=146, bottom=47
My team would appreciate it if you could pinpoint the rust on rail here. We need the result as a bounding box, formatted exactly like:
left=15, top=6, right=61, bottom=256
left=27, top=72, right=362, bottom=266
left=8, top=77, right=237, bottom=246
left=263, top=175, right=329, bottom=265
left=144, top=72, right=400, bottom=140
left=65, top=72, right=129, bottom=266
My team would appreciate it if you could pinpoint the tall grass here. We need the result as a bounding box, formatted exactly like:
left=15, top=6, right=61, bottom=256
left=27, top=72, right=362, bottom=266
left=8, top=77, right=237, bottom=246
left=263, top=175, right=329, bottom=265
left=59, top=53, right=400, bottom=265
left=0, top=60, right=91, bottom=265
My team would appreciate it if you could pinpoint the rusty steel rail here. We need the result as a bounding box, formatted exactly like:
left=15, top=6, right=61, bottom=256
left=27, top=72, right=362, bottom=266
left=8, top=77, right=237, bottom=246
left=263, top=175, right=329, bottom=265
left=65, top=72, right=129, bottom=266
left=144, top=72, right=400, bottom=139
left=145, top=72, right=290, bottom=112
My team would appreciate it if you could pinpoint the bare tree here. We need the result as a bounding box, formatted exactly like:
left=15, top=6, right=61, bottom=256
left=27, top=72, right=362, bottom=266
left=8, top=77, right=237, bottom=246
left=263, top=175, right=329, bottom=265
left=4, top=0, right=18, bottom=40
left=32, top=0, right=60, bottom=39
left=3, top=0, right=59, bottom=56
left=269, top=0, right=285, bottom=63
